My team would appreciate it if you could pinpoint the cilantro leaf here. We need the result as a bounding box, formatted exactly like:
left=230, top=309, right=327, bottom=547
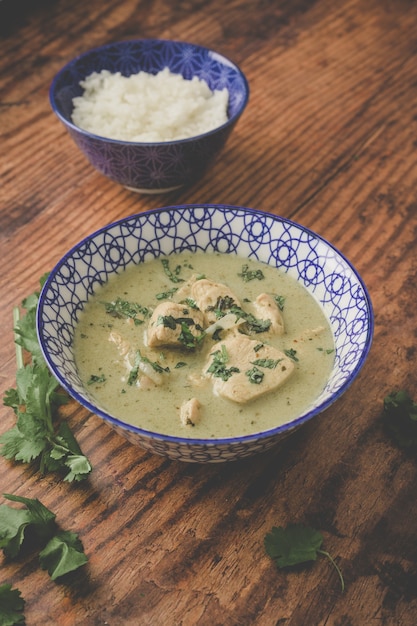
left=103, top=298, right=150, bottom=325
left=238, top=264, right=265, bottom=282
left=0, top=494, right=88, bottom=582
left=207, top=345, right=240, bottom=381
left=383, top=390, right=417, bottom=447
left=161, top=259, right=184, bottom=283
left=264, top=523, right=344, bottom=591
left=39, top=530, right=88, bottom=580
left=228, top=305, right=271, bottom=334
left=0, top=583, right=25, bottom=626
left=0, top=494, right=56, bottom=558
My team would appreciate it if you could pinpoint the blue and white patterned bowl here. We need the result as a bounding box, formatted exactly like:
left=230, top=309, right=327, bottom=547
left=37, top=205, right=373, bottom=462
left=49, top=39, right=249, bottom=193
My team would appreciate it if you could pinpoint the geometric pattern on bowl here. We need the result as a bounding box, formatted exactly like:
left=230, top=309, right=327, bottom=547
left=37, top=205, right=373, bottom=462
left=49, top=40, right=249, bottom=192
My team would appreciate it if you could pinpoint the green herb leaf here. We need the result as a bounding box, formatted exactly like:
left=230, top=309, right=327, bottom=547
left=161, top=259, right=185, bottom=283
left=39, top=530, right=88, bottom=580
left=245, top=366, right=264, bottom=384
left=1, top=279, right=92, bottom=482
left=156, top=287, right=178, bottom=300
left=0, top=494, right=88, bottom=582
left=87, top=374, right=106, bottom=385
left=264, top=523, right=344, bottom=591
left=103, top=298, right=150, bottom=325
left=0, top=583, right=25, bottom=626
left=273, top=295, right=286, bottom=311
left=238, top=264, right=265, bottom=282
left=284, top=348, right=299, bottom=362
left=229, top=305, right=271, bottom=334
left=0, top=494, right=56, bottom=559
left=251, top=358, right=280, bottom=369
left=207, top=345, right=240, bottom=381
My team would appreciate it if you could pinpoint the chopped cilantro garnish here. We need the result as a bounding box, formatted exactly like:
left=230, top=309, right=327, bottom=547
left=207, top=295, right=236, bottom=318
left=284, top=348, right=299, bottom=362
left=178, top=322, right=205, bottom=349
left=181, top=298, right=199, bottom=310
left=229, top=305, right=271, bottom=333
left=156, top=315, right=205, bottom=349
left=238, top=264, right=265, bottom=282
left=251, top=358, right=280, bottom=369
left=87, top=374, right=106, bottom=385
left=157, top=314, right=177, bottom=330
left=273, top=295, right=286, bottom=311
left=245, top=366, right=264, bottom=384
left=161, top=258, right=184, bottom=283
left=128, top=350, right=170, bottom=386
left=156, top=287, right=178, bottom=300
left=207, top=345, right=240, bottom=381
left=103, top=298, right=150, bottom=325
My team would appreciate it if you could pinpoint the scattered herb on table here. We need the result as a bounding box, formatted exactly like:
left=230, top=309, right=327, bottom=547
left=264, top=523, right=345, bottom=591
left=0, top=493, right=88, bottom=581
left=0, top=583, right=25, bottom=626
left=383, top=390, right=417, bottom=447
left=0, top=277, right=92, bottom=482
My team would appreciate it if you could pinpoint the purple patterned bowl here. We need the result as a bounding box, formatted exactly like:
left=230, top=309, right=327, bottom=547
left=49, top=39, right=249, bottom=193
left=37, top=205, right=373, bottom=463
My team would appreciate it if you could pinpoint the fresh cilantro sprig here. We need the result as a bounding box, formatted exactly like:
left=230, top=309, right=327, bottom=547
left=0, top=583, right=25, bottom=626
left=264, top=523, right=345, bottom=591
left=0, top=494, right=88, bottom=581
left=0, top=278, right=92, bottom=482
left=383, top=390, right=417, bottom=448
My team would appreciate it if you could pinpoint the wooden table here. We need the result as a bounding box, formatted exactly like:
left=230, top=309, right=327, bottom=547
left=1, top=0, right=417, bottom=624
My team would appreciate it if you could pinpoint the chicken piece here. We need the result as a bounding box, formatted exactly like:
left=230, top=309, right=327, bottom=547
left=180, top=398, right=202, bottom=426
left=253, top=293, right=285, bottom=335
left=108, top=330, right=130, bottom=357
left=146, top=301, right=205, bottom=349
left=205, top=334, right=295, bottom=404
left=190, top=278, right=241, bottom=325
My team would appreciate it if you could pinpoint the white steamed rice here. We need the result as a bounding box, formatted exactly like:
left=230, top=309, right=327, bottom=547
left=71, top=67, right=229, bottom=142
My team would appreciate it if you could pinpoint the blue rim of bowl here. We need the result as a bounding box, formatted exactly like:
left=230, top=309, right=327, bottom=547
left=37, top=204, right=374, bottom=447
left=49, top=38, right=250, bottom=147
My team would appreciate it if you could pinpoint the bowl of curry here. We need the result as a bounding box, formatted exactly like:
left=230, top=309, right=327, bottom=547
left=37, top=205, right=373, bottom=462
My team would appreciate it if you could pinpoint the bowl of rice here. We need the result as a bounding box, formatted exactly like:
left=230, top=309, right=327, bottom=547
left=49, top=39, right=249, bottom=193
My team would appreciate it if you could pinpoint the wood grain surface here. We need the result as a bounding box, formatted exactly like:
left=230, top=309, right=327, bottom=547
left=1, top=0, right=417, bottom=624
